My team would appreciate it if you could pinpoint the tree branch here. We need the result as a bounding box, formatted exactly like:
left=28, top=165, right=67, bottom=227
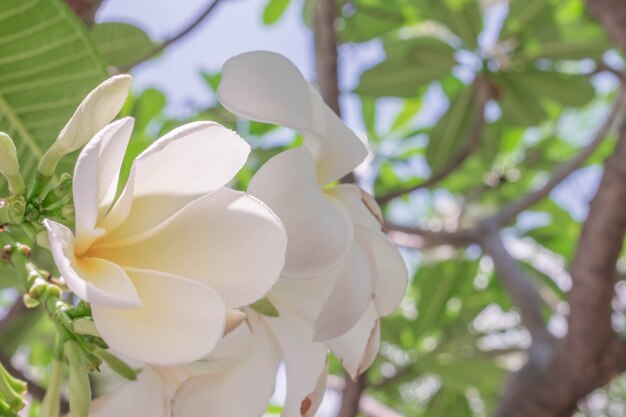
left=495, top=87, right=626, bottom=225
left=328, top=375, right=402, bottom=417
left=119, top=0, right=226, bottom=72
left=375, top=76, right=492, bottom=205
left=586, top=0, right=626, bottom=55
left=478, top=229, right=549, bottom=342
left=385, top=221, right=474, bottom=248
left=64, top=0, right=103, bottom=27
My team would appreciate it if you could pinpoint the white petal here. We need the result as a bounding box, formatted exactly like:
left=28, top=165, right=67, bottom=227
left=218, top=51, right=314, bottom=132
left=91, top=269, right=226, bottom=366
left=325, top=184, right=381, bottom=231
left=358, top=227, right=408, bottom=316
left=89, top=366, right=172, bottom=417
left=101, top=122, right=250, bottom=235
left=172, top=315, right=281, bottom=417
left=304, top=87, right=369, bottom=186
left=327, top=302, right=380, bottom=380
left=265, top=307, right=328, bottom=417
left=314, top=240, right=374, bottom=341
left=218, top=51, right=368, bottom=186
left=72, top=118, right=134, bottom=253
left=268, top=272, right=340, bottom=326
left=44, top=220, right=140, bottom=308
left=249, top=147, right=353, bottom=278
left=91, top=189, right=286, bottom=308
left=39, top=75, right=131, bottom=176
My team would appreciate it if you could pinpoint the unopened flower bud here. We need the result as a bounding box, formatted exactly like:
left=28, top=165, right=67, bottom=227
left=38, top=75, right=132, bottom=176
left=22, top=294, right=40, bottom=309
left=0, top=133, right=25, bottom=196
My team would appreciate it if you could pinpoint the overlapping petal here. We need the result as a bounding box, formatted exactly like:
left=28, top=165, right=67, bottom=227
left=91, top=268, right=226, bottom=366
left=72, top=117, right=134, bottom=253
left=327, top=303, right=380, bottom=380
left=313, top=241, right=374, bottom=341
left=89, top=366, right=177, bottom=417
left=249, top=147, right=352, bottom=278
left=265, top=307, right=328, bottom=417
left=90, top=189, right=287, bottom=308
left=44, top=220, right=140, bottom=308
left=101, top=122, right=250, bottom=238
left=172, top=316, right=281, bottom=417
left=218, top=51, right=367, bottom=186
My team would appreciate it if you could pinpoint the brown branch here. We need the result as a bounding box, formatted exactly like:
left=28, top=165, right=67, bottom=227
left=478, top=229, right=549, bottom=342
left=384, top=221, right=474, bottom=248
left=375, top=77, right=491, bottom=205
left=64, top=0, right=103, bottom=27
left=119, top=0, right=225, bottom=72
left=492, top=118, right=626, bottom=417
left=586, top=0, right=626, bottom=56
left=328, top=375, right=403, bottom=417
left=495, top=87, right=626, bottom=225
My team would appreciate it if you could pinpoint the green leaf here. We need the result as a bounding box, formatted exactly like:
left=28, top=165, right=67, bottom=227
left=262, top=0, right=291, bottom=25
left=250, top=298, right=280, bottom=317
left=390, top=98, right=421, bottom=131
left=512, top=70, right=595, bottom=107
left=64, top=341, right=91, bottom=417
left=93, top=347, right=138, bottom=381
left=414, top=260, right=477, bottom=339
left=426, top=86, right=475, bottom=172
left=91, top=22, right=155, bottom=69
left=358, top=38, right=456, bottom=98
left=361, top=97, right=378, bottom=141
left=513, top=39, right=610, bottom=64
left=201, top=71, right=221, bottom=93
left=133, top=88, right=166, bottom=133
left=496, top=73, right=547, bottom=126
left=423, top=0, right=482, bottom=49
left=0, top=0, right=107, bottom=190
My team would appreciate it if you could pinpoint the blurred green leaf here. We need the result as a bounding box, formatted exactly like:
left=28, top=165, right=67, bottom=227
left=91, top=22, right=155, bottom=69
left=263, top=0, right=291, bottom=25
left=426, top=86, right=475, bottom=171
left=0, top=0, right=107, bottom=190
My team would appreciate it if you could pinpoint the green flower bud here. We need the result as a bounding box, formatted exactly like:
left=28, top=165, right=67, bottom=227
left=0, top=133, right=25, bottom=196
left=38, top=75, right=132, bottom=177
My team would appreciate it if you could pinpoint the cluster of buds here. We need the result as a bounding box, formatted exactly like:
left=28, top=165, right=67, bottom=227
left=0, top=362, right=27, bottom=417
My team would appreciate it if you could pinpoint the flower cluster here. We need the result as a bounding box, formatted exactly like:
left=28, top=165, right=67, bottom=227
left=43, top=52, right=408, bottom=417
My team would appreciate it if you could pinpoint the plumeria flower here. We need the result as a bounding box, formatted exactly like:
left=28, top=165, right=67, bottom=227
left=89, top=311, right=326, bottom=417
left=218, top=51, right=409, bottom=378
left=44, top=75, right=287, bottom=366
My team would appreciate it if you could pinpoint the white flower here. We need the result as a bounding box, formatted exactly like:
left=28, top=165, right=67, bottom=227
left=45, top=78, right=287, bottom=366
left=89, top=311, right=327, bottom=417
left=218, top=51, right=409, bottom=378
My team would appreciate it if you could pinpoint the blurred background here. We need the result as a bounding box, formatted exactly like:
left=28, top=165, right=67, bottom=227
left=2, top=0, right=626, bottom=416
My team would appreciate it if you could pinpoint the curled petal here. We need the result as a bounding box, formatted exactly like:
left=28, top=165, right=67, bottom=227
left=218, top=51, right=367, bottom=185
left=265, top=307, right=328, bottom=417
left=72, top=117, right=134, bottom=253
left=304, top=87, right=368, bottom=186
left=101, top=122, right=250, bottom=236
left=92, top=189, right=287, bottom=308
left=172, top=315, right=281, bottom=417
left=325, top=184, right=381, bottom=231
left=91, top=269, right=226, bottom=366
left=357, top=227, right=408, bottom=316
left=327, top=302, right=380, bottom=380
left=249, top=147, right=352, bottom=278
left=218, top=51, right=314, bottom=134
left=313, top=240, right=374, bottom=341
left=44, top=220, right=140, bottom=308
